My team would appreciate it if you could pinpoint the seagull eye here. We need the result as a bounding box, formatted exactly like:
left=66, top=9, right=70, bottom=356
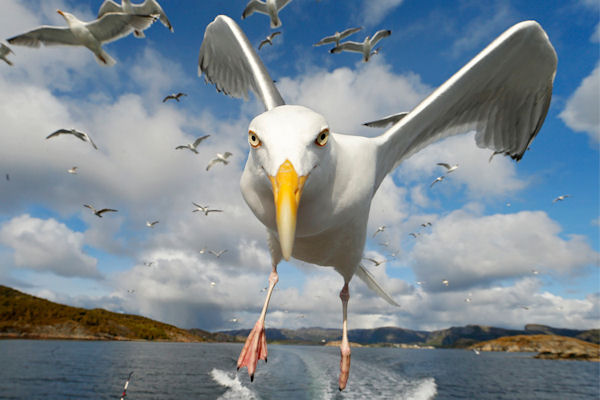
left=248, top=131, right=261, bottom=148
left=315, top=129, right=329, bottom=147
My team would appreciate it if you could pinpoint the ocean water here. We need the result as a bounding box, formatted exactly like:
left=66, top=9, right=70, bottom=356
left=0, top=340, right=598, bottom=399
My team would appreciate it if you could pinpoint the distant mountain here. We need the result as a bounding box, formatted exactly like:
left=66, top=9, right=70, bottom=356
left=0, top=285, right=217, bottom=342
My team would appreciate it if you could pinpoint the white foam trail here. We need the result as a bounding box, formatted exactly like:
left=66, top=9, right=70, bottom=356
left=210, top=368, right=259, bottom=400
left=402, top=377, right=437, bottom=400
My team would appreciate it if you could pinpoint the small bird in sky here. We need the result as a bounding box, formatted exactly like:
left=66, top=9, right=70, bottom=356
left=532, top=269, right=539, bottom=275
left=192, top=203, right=223, bottom=215
left=5, top=174, right=9, bottom=181
left=175, top=135, right=210, bottom=154
left=363, top=257, right=387, bottom=267
left=143, top=261, right=154, bottom=267
left=230, top=317, right=239, bottom=323
left=362, top=112, right=408, bottom=128
left=0, top=43, right=14, bottom=66
left=127, top=289, right=135, bottom=294
left=330, top=29, right=391, bottom=62
left=442, top=279, right=449, bottom=287
left=98, top=0, right=173, bottom=37
left=46, top=128, right=98, bottom=149
left=146, top=220, right=159, bottom=228
left=464, top=297, right=472, bottom=303
left=420, top=222, right=432, bottom=228
left=209, top=249, right=228, bottom=258
left=242, top=0, right=292, bottom=28
left=210, top=281, right=217, bottom=287
left=521, top=305, right=530, bottom=310
left=67, top=166, right=78, bottom=174
left=372, top=225, right=386, bottom=237
left=553, top=194, right=570, bottom=203
left=408, top=232, right=420, bottom=238
left=437, top=162, right=459, bottom=173
left=206, top=152, right=233, bottom=171
left=119, top=371, right=134, bottom=400
left=84, top=204, right=118, bottom=218
left=258, top=31, right=281, bottom=50
left=430, top=175, right=445, bottom=187
left=162, top=92, right=187, bottom=102
left=199, top=247, right=207, bottom=254
left=7, top=10, right=155, bottom=66
left=314, top=27, right=362, bottom=47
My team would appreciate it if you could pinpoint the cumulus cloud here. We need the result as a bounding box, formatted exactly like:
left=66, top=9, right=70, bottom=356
left=0, top=214, right=99, bottom=278
left=560, top=63, right=600, bottom=143
left=359, top=0, right=404, bottom=27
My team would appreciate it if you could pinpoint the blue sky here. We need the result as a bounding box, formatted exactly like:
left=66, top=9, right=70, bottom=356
left=0, top=0, right=598, bottom=332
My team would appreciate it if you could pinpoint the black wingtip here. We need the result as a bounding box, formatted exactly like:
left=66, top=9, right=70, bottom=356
left=250, top=374, right=254, bottom=382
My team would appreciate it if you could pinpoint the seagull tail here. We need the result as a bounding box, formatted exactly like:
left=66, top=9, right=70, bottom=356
left=95, top=50, right=116, bottom=67
left=355, top=264, right=399, bottom=307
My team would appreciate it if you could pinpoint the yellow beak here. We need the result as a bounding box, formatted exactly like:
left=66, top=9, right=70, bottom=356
left=269, top=159, right=307, bottom=261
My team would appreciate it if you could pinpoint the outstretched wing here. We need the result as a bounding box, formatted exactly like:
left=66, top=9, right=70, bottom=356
left=193, top=135, right=210, bottom=147
left=363, top=112, right=408, bottom=128
left=46, top=129, right=71, bottom=139
left=133, top=0, right=173, bottom=31
left=86, top=13, right=155, bottom=44
left=198, top=15, right=284, bottom=111
left=242, top=0, right=268, bottom=19
left=374, top=21, right=557, bottom=188
left=339, top=26, right=362, bottom=39
left=369, top=29, right=391, bottom=46
left=97, top=0, right=123, bottom=18
left=331, top=41, right=364, bottom=54
left=8, top=26, right=79, bottom=47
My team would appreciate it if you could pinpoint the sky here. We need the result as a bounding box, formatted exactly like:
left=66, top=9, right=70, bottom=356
left=0, top=0, right=598, bottom=333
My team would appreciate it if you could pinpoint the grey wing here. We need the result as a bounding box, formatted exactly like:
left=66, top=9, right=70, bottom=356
left=8, top=26, right=79, bottom=47
left=339, top=27, right=362, bottom=39
left=223, top=152, right=233, bottom=158
left=46, top=129, right=70, bottom=139
left=331, top=41, right=364, bottom=54
left=363, top=112, right=408, bottom=128
left=370, top=30, right=391, bottom=46
left=193, top=135, right=210, bottom=147
left=258, top=39, right=269, bottom=50
left=86, top=13, right=154, bottom=44
left=98, top=208, right=118, bottom=214
left=198, top=15, right=285, bottom=111
left=437, top=163, right=451, bottom=169
left=314, top=35, right=336, bottom=46
left=275, top=0, right=292, bottom=11
left=242, top=0, right=267, bottom=19
left=175, top=145, right=187, bottom=150
left=375, top=21, right=557, bottom=188
left=98, top=0, right=123, bottom=17
left=134, top=0, right=173, bottom=31
left=83, top=133, right=98, bottom=150
left=269, top=31, right=281, bottom=40
left=206, top=159, right=217, bottom=171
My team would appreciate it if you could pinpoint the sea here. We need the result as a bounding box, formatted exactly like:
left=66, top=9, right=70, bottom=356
left=0, top=340, right=598, bottom=399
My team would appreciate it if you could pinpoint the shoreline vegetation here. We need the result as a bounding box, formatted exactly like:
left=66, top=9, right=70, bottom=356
left=2, top=285, right=598, bottom=361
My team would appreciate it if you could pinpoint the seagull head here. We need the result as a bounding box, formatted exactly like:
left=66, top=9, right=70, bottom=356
left=56, top=10, right=75, bottom=23
left=241, top=105, right=335, bottom=261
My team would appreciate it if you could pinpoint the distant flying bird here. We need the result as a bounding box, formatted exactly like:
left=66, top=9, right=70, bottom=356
left=230, top=317, right=239, bottom=323
left=206, top=152, right=233, bottom=171
left=464, top=297, right=472, bottom=303
left=67, top=166, right=78, bottom=174
left=210, top=281, right=217, bottom=287
left=372, top=225, right=386, bottom=237
left=314, top=27, right=362, bottom=47
left=442, top=279, right=449, bottom=287
left=5, top=174, right=9, bottom=181
left=192, top=203, right=223, bottom=215
left=370, top=46, right=382, bottom=57
left=143, top=261, right=154, bottom=267
left=98, top=0, right=173, bottom=37
left=146, top=220, right=159, bottom=227
left=330, top=29, right=391, bottom=62
left=532, top=269, right=539, bottom=275
left=199, top=247, right=207, bottom=254
left=363, top=257, right=387, bottom=267
left=437, top=162, right=459, bottom=173
left=127, top=289, right=135, bottom=294
left=7, top=10, right=155, bottom=66
left=46, top=128, right=98, bottom=149
left=209, top=249, right=228, bottom=258
left=242, top=0, right=292, bottom=28
left=408, top=232, right=420, bottom=238
left=552, top=194, right=570, bottom=203
left=521, top=305, right=530, bottom=310
left=258, top=31, right=281, bottom=50
left=363, top=112, right=408, bottom=128
left=162, top=92, right=187, bottom=102
left=0, top=43, right=14, bottom=66
left=84, top=204, right=118, bottom=218
left=120, top=371, right=133, bottom=400
left=430, top=175, right=445, bottom=187
left=175, top=135, right=210, bottom=154
left=420, top=222, right=432, bottom=228
left=197, top=16, right=557, bottom=391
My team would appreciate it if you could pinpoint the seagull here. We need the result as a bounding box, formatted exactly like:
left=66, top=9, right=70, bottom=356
left=330, top=29, right=391, bottom=62
left=553, top=194, right=570, bottom=203
left=430, top=175, right=445, bottom=187
left=5, top=174, right=9, bottom=181
left=84, top=204, right=118, bottom=218
left=314, top=27, right=362, bottom=47
left=258, top=31, right=281, bottom=50
left=210, top=281, right=217, bottom=287
left=7, top=10, right=155, bottom=66
left=363, top=112, right=408, bottom=128
left=143, top=261, right=154, bottom=267
left=532, top=269, right=539, bottom=275
left=46, top=128, right=98, bottom=149
left=146, top=220, right=159, bottom=227
left=206, top=152, right=233, bottom=171
left=363, top=257, right=387, bottom=267
left=209, top=249, right=228, bottom=258
left=192, top=203, right=223, bottom=215
left=437, top=162, right=459, bottom=173
left=0, top=43, right=14, bottom=66
left=127, top=289, right=135, bottom=294
left=175, top=135, right=210, bottom=154
left=230, top=317, right=239, bottom=323
left=120, top=371, right=133, bottom=400
left=409, top=232, right=420, bottom=238
left=163, top=92, right=187, bottom=102
left=198, top=16, right=556, bottom=390
left=242, top=0, right=292, bottom=28
left=98, top=0, right=173, bottom=37
left=67, top=166, right=78, bottom=174
left=442, top=279, right=449, bottom=287
left=372, top=225, right=386, bottom=237
left=420, top=222, right=432, bottom=228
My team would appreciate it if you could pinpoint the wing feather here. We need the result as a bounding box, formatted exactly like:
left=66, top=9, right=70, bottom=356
left=97, top=0, right=123, bottom=17
left=7, top=27, right=79, bottom=47
left=133, top=0, right=172, bottom=31
left=86, top=13, right=154, bottom=44
left=331, top=41, right=364, bottom=54
left=198, top=15, right=284, bottom=111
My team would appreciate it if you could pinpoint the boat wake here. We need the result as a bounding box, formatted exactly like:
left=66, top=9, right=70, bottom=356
left=210, top=368, right=258, bottom=400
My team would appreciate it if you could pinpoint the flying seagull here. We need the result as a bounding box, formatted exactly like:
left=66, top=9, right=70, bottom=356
left=209, top=249, right=228, bottom=258
left=98, top=0, right=173, bottom=37
left=67, top=166, right=78, bottom=174
left=363, top=112, right=409, bottom=128
left=7, top=10, right=155, bottom=66
left=363, top=257, right=387, bottom=267
left=242, top=0, right=292, bottom=28
left=175, top=135, right=210, bottom=154
left=84, top=204, right=118, bottom=217
left=437, top=162, right=459, bottom=173
left=46, top=128, right=98, bottom=149
left=163, top=92, right=187, bottom=102
left=192, top=203, right=223, bottom=215
left=372, top=225, right=386, bottom=237
left=258, top=31, right=281, bottom=50
left=0, top=43, right=14, bottom=66
left=314, top=27, right=362, bottom=47
left=198, top=16, right=556, bottom=390
left=330, top=29, right=392, bottom=62
left=143, top=261, right=154, bottom=267
left=206, top=152, right=233, bottom=171
left=146, top=220, right=159, bottom=227
left=430, top=175, right=445, bottom=187
left=552, top=194, right=570, bottom=203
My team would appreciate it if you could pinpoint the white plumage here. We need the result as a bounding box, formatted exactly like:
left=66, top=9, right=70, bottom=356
left=98, top=0, right=173, bottom=37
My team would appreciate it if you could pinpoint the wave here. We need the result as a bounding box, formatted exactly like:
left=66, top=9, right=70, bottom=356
left=401, top=377, right=437, bottom=400
left=210, top=368, right=259, bottom=400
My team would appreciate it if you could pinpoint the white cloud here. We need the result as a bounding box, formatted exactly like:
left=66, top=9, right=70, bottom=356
left=560, top=63, right=600, bottom=143
left=0, top=214, right=99, bottom=278
left=360, top=0, right=404, bottom=27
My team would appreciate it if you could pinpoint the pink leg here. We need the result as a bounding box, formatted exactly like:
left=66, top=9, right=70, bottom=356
left=237, top=267, right=278, bottom=381
left=339, top=282, right=351, bottom=391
